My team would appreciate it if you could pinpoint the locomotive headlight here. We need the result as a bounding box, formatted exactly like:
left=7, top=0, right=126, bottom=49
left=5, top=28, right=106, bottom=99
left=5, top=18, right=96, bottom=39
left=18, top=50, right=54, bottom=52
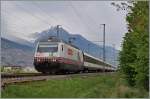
left=37, top=59, right=41, bottom=62
left=52, top=59, right=56, bottom=62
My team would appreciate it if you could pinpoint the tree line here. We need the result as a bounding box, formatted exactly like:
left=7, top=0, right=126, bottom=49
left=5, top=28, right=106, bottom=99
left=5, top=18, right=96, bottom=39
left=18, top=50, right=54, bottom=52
left=119, top=1, right=149, bottom=91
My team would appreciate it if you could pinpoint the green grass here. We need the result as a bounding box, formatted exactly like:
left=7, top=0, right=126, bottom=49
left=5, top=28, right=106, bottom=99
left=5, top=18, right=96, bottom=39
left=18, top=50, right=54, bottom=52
left=1, top=73, right=149, bottom=98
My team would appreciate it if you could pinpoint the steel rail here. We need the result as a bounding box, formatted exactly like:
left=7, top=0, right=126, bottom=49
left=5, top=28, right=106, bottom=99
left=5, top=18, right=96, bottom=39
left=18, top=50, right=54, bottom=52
left=1, top=72, right=114, bottom=89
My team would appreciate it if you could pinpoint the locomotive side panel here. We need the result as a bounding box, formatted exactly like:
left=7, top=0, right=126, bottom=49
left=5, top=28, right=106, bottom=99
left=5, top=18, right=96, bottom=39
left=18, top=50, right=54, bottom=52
left=63, top=43, right=78, bottom=61
left=60, top=43, right=83, bottom=63
left=59, top=43, right=83, bottom=69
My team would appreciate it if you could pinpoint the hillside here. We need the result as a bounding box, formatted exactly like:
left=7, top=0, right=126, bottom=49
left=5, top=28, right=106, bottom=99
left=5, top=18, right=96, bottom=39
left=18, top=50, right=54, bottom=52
left=32, top=26, right=119, bottom=65
left=1, top=26, right=119, bottom=67
left=1, top=37, right=34, bottom=67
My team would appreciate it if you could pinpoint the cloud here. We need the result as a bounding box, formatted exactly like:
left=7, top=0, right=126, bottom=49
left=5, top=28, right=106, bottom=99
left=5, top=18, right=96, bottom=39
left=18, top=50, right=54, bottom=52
left=1, top=1, right=128, bottom=50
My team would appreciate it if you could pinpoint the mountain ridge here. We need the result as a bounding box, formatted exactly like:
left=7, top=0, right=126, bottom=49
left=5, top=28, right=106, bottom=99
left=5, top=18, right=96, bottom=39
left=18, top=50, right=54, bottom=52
left=31, top=26, right=119, bottom=65
left=1, top=37, right=34, bottom=67
left=1, top=26, right=118, bottom=67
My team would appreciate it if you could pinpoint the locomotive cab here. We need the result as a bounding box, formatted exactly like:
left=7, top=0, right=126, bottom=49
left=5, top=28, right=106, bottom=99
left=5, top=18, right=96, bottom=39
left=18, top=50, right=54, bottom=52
left=33, top=37, right=84, bottom=74
left=36, top=43, right=58, bottom=57
left=34, top=42, right=60, bottom=73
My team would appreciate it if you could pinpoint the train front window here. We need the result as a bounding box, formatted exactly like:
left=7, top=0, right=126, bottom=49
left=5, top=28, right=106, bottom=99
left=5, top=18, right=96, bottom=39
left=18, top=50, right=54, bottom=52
left=37, top=44, right=58, bottom=52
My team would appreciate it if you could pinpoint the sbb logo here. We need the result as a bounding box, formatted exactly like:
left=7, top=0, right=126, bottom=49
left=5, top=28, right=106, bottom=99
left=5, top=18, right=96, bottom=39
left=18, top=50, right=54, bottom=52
left=68, top=48, right=73, bottom=55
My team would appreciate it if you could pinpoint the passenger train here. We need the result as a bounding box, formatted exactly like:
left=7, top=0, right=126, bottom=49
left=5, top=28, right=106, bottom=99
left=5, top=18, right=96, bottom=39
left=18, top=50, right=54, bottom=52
left=33, top=37, right=116, bottom=74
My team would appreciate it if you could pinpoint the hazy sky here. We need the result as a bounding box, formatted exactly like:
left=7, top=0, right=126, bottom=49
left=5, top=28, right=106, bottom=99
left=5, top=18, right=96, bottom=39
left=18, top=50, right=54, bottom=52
left=1, top=1, right=128, bottom=50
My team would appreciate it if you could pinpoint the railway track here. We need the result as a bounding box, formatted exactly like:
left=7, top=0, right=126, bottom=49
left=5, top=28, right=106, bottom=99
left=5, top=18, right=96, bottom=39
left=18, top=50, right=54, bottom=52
left=1, top=72, right=114, bottom=89
left=1, top=73, right=45, bottom=78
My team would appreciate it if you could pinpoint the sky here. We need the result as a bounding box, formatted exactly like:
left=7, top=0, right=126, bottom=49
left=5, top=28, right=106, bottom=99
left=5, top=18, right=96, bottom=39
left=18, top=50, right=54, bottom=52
left=1, top=1, right=128, bottom=50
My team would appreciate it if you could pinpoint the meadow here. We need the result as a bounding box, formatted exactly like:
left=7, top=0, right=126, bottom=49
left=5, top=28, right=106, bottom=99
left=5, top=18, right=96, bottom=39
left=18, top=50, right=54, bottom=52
left=1, top=73, right=148, bottom=98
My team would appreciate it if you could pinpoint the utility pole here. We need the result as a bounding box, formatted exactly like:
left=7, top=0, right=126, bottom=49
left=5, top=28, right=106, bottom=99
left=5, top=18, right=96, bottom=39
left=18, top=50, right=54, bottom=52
left=112, top=44, right=116, bottom=66
left=100, top=24, right=106, bottom=72
left=56, top=25, right=61, bottom=40
left=101, top=24, right=106, bottom=62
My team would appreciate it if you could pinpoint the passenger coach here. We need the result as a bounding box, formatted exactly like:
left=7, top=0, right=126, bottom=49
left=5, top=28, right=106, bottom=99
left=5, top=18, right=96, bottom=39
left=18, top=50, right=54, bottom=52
left=83, top=53, right=116, bottom=72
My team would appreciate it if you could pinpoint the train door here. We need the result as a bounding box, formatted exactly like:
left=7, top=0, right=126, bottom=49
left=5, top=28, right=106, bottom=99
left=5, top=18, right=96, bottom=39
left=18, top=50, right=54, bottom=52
left=58, top=43, right=65, bottom=58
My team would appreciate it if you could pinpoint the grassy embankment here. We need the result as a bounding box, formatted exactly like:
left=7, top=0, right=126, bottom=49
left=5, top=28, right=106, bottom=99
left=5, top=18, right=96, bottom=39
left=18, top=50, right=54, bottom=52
left=2, top=73, right=149, bottom=98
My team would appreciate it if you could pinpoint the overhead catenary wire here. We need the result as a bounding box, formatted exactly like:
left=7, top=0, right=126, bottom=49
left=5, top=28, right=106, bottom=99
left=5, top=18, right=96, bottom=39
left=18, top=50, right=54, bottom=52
left=79, top=6, right=103, bottom=41
left=1, top=12, right=36, bottom=36
left=2, top=2, right=51, bottom=38
left=1, top=13, right=27, bottom=37
left=4, top=1, right=97, bottom=36
left=69, top=1, right=97, bottom=34
left=1, top=9, right=34, bottom=28
left=3, top=1, right=100, bottom=40
left=31, top=2, right=57, bottom=24
left=3, top=28, right=29, bottom=37
left=31, top=1, right=72, bottom=32
left=11, top=2, right=51, bottom=26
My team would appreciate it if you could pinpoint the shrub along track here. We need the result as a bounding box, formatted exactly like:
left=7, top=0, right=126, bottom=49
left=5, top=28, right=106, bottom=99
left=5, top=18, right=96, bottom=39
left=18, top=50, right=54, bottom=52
left=1, top=72, right=114, bottom=89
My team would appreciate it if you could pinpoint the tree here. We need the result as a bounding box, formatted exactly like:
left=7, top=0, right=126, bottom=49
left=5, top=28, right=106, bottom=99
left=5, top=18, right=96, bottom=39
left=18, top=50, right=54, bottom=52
left=119, top=1, right=149, bottom=90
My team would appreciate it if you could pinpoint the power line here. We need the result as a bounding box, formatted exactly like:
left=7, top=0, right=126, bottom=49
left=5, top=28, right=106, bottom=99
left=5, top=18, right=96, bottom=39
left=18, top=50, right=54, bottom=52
left=12, top=2, right=51, bottom=26
left=31, top=1, right=72, bottom=32
left=3, top=28, right=28, bottom=37
left=1, top=14, right=35, bottom=36
left=83, top=12, right=98, bottom=27
left=69, top=1, right=97, bottom=34
left=3, top=1, right=102, bottom=41
left=78, top=6, right=99, bottom=30
left=1, top=10, right=33, bottom=28
left=2, top=2, right=53, bottom=37
left=31, top=2, right=56, bottom=23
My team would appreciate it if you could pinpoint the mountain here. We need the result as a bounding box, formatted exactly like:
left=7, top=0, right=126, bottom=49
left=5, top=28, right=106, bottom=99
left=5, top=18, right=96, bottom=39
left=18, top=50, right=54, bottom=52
left=32, top=26, right=119, bottom=66
left=3, top=35, right=34, bottom=47
left=1, top=26, right=119, bottom=67
left=1, top=37, right=34, bottom=67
